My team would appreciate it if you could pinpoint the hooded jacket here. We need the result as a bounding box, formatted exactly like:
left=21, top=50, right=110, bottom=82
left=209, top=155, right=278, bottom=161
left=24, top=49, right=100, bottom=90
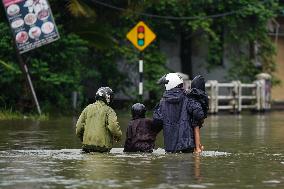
left=124, top=118, right=159, bottom=152
left=187, top=75, right=209, bottom=121
left=153, top=88, right=205, bottom=152
left=76, top=100, right=122, bottom=151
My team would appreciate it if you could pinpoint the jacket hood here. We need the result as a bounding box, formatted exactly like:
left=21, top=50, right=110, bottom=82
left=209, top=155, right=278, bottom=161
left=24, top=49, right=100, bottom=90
left=191, top=75, right=205, bottom=92
left=163, top=88, right=184, bottom=103
left=188, top=88, right=209, bottom=116
left=189, top=75, right=208, bottom=115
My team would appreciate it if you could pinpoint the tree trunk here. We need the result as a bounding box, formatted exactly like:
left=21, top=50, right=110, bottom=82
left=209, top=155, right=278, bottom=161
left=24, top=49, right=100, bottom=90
left=180, top=32, right=192, bottom=78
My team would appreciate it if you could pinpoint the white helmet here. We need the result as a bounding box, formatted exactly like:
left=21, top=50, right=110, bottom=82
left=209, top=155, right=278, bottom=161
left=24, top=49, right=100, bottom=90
left=157, top=73, right=183, bottom=90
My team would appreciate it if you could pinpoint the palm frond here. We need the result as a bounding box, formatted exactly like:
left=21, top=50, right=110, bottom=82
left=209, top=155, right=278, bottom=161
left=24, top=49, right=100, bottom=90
left=67, top=0, right=96, bottom=17
left=76, top=31, right=117, bottom=49
left=0, top=60, right=17, bottom=72
left=69, top=20, right=116, bottom=49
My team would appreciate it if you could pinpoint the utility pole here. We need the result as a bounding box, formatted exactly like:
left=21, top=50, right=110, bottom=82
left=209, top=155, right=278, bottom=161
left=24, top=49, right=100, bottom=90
left=139, top=52, right=144, bottom=101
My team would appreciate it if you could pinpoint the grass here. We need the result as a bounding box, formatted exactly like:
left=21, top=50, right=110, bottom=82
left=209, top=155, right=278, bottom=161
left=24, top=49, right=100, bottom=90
left=0, top=109, right=49, bottom=121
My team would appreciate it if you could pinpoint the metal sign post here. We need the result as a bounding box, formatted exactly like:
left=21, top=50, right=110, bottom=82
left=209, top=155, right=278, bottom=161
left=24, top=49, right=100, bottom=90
left=126, top=21, right=156, bottom=100
left=15, top=48, right=42, bottom=115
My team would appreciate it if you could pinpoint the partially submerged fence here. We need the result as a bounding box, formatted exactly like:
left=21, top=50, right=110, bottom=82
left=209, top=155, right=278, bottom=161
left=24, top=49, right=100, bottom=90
left=205, top=77, right=271, bottom=113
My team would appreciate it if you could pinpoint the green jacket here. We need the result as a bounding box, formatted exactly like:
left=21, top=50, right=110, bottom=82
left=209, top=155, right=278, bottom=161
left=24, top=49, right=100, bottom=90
left=76, top=100, right=122, bottom=149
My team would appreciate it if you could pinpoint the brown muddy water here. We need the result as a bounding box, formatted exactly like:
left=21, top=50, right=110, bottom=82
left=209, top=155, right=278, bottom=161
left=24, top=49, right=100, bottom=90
left=0, top=112, right=284, bottom=189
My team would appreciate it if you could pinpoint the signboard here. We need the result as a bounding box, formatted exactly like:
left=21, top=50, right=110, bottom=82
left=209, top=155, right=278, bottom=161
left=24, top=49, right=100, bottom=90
left=126, top=21, right=156, bottom=51
left=2, top=0, right=60, bottom=54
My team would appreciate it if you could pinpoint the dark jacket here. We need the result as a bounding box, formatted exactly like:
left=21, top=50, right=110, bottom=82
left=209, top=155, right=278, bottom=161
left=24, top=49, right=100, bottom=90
left=124, top=118, right=159, bottom=152
left=153, top=88, right=205, bottom=152
left=188, top=75, right=209, bottom=119
left=187, top=88, right=208, bottom=126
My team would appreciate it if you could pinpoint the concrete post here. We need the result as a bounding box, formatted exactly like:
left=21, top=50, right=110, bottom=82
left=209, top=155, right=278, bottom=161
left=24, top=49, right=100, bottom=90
left=254, top=80, right=261, bottom=111
left=207, top=80, right=216, bottom=113
left=237, top=81, right=242, bottom=113
left=214, top=80, right=219, bottom=113
left=231, top=81, right=239, bottom=112
left=256, top=73, right=272, bottom=110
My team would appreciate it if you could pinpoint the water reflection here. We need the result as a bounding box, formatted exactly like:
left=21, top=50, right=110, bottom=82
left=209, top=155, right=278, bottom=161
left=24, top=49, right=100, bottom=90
left=0, top=149, right=228, bottom=188
left=0, top=113, right=284, bottom=188
left=78, top=151, right=206, bottom=188
left=207, top=115, right=219, bottom=139
left=255, top=114, right=267, bottom=142
left=194, top=155, right=202, bottom=182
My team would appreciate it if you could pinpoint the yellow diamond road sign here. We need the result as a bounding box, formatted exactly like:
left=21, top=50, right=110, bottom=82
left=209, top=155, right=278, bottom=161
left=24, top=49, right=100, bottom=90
left=126, top=21, right=156, bottom=51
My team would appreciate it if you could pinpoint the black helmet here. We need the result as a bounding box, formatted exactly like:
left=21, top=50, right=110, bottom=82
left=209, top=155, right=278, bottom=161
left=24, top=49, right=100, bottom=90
left=131, top=103, right=146, bottom=119
left=191, top=75, right=205, bottom=92
left=95, top=87, right=114, bottom=104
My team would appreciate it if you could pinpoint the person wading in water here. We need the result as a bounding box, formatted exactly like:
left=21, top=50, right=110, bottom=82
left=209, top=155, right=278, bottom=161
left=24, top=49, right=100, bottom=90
left=76, top=87, right=122, bottom=153
left=153, top=73, right=208, bottom=153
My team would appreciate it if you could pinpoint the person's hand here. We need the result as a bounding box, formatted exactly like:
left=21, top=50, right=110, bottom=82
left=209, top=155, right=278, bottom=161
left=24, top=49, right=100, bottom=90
left=194, top=144, right=204, bottom=154
left=194, top=147, right=202, bottom=154
left=113, top=136, right=120, bottom=142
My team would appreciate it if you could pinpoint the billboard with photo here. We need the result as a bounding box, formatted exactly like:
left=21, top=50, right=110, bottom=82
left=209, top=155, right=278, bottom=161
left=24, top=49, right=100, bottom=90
left=2, top=0, right=60, bottom=53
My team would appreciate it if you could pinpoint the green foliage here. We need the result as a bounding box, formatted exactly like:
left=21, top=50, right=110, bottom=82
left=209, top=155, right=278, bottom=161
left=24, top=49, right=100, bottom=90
left=0, top=0, right=167, bottom=112
left=0, top=22, right=23, bottom=109
left=221, top=0, right=279, bottom=82
left=0, top=109, right=49, bottom=120
left=0, top=20, right=91, bottom=113
left=79, top=7, right=168, bottom=104
left=25, top=31, right=90, bottom=112
left=143, top=0, right=279, bottom=82
left=67, top=0, right=96, bottom=18
left=0, top=0, right=281, bottom=114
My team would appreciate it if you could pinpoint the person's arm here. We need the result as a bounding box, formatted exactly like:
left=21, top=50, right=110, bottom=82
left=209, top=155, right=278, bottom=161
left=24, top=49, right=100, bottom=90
left=123, top=124, right=133, bottom=152
left=106, top=108, right=122, bottom=142
left=152, top=103, right=163, bottom=133
left=75, top=107, right=87, bottom=141
left=190, top=102, right=206, bottom=153
left=194, top=126, right=203, bottom=153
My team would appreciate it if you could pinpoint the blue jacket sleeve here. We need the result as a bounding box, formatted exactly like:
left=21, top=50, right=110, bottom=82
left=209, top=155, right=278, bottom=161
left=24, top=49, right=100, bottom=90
left=152, top=103, right=163, bottom=132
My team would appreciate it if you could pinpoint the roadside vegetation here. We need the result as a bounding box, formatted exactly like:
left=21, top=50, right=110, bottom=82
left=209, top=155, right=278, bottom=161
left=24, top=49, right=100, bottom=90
left=0, top=109, right=49, bottom=120
left=0, top=0, right=281, bottom=115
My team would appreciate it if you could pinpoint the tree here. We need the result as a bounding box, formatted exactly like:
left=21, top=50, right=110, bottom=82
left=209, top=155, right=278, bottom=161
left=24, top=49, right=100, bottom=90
left=0, top=0, right=167, bottom=112
left=139, top=0, right=279, bottom=81
left=0, top=0, right=280, bottom=113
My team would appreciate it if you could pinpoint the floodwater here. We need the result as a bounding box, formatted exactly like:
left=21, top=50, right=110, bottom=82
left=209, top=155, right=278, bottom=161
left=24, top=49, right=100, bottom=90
left=0, top=112, right=284, bottom=189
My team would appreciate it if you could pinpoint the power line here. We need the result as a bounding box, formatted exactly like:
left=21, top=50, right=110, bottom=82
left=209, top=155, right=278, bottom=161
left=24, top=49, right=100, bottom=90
left=92, top=0, right=242, bottom=20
